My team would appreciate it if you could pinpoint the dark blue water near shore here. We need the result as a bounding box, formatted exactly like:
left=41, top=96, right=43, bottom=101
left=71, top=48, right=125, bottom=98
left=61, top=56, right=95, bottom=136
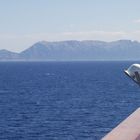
left=0, top=61, right=140, bottom=140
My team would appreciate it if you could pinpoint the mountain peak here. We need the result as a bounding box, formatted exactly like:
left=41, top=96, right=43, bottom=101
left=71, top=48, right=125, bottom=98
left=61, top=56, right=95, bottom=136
left=0, top=49, right=11, bottom=52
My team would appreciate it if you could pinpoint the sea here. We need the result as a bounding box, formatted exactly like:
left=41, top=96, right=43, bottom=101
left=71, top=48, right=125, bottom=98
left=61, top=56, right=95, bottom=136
left=0, top=61, right=140, bottom=140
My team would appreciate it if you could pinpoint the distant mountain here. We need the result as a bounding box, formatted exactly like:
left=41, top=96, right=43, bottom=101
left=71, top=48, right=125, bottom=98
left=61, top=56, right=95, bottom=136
left=1, top=40, right=140, bottom=61
left=0, top=49, right=19, bottom=60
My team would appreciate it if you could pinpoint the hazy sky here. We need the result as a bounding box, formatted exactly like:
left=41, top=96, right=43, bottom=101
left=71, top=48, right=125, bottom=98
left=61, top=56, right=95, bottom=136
left=1, top=0, right=140, bottom=52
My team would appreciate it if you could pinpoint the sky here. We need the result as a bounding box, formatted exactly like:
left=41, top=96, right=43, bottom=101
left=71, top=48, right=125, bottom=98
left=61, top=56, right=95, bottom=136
left=1, top=0, right=140, bottom=52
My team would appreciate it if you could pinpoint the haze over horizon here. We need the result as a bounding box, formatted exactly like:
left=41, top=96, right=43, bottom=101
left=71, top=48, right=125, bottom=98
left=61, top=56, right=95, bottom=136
left=1, top=0, right=140, bottom=52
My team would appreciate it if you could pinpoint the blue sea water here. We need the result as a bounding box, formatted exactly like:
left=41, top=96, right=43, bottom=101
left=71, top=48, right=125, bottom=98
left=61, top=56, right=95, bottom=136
left=0, top=61, right=140, bottom=140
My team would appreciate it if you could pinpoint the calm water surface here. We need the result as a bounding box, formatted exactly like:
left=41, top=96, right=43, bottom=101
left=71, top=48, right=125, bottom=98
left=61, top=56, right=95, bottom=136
left=0, top=61, right=140, bottom=140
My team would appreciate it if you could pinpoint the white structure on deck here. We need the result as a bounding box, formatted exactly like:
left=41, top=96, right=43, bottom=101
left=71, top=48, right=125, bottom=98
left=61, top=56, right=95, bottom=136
left=102, top=64, right=140, bottom=140
left=124, top=64, right=140, bottom=85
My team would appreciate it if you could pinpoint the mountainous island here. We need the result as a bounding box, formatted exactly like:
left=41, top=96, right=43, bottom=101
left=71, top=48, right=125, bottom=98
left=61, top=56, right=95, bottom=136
left=1, top=40, right=140, bottom=61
